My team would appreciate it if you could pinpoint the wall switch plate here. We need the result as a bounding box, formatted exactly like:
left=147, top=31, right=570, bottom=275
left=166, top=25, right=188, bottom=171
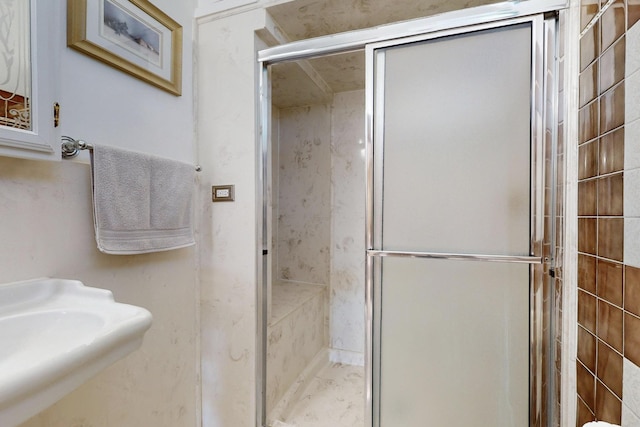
left=212, top=185, right=235, bottom=202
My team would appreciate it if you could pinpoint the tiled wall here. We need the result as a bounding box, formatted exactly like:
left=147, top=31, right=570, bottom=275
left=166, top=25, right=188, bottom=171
left=577, top=0, right=640, bottom=424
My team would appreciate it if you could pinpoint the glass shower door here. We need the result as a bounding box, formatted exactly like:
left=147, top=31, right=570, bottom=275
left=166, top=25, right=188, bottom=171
left=367, top=18, right=544, bottom=427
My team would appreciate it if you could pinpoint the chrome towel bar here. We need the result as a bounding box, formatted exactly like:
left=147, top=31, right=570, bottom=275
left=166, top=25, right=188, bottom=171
left=60, top=136, right=202, bottom=172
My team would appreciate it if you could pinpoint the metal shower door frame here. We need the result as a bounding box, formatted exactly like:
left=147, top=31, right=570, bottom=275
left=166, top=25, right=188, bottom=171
left=365, top=14, right=558, bottom=427
left=256, top=2, right=565, bottom=427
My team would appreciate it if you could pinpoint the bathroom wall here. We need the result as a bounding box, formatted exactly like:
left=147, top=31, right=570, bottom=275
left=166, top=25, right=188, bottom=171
left=330, top=90, right=366, bottom=362
left=0, top=0, right=200, bottom=426
left=274, top=90, right=366, bottom=363
left=270, top=108, right=279, bottom=319
left=196, top=0, right=257, bottom=17
left=197, top=9, right=267, bottom=427
left=277, top=104, right=332, bottom=286
left=268, top=102, right=332, bottom=414
left=576, top=0, right=640, bottom=424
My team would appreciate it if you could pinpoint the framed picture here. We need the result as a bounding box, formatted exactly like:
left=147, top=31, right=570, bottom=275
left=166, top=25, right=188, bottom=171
left=68, top=0, right=182, bottom=96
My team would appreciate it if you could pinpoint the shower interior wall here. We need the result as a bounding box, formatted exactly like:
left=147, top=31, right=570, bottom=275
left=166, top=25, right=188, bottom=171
left=267, top=89, right=366, bottom=413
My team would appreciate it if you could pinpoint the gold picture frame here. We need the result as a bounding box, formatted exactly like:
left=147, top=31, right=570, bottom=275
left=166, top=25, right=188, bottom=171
left=68, top=0, right=182, bottom=96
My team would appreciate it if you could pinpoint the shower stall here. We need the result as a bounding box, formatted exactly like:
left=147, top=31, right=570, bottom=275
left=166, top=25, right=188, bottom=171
left=257, top=1, right=567, bottom=426
left=264, top=91, right=367, bottom=426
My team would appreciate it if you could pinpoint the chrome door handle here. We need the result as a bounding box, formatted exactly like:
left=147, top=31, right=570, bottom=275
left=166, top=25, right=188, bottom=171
left=367, top=250, right=542, bottom=264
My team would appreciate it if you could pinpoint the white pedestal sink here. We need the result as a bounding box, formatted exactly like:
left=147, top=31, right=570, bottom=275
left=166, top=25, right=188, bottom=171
left=0, top=278, right=152, bottom=427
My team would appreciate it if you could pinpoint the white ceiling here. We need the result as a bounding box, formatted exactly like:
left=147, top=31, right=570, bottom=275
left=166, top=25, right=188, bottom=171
left=267, top=0, right=502, bottom=107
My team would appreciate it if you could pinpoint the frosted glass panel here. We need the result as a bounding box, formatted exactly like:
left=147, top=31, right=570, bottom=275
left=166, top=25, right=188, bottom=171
left=379, top=257, right=529, bottom=426
left=381, top=24, right=532, bottom=254
left=375, top=22, right=535, bottom=427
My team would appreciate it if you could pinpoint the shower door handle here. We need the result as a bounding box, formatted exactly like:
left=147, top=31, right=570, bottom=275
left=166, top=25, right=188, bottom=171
left=367, top=250, right=542, bottom=264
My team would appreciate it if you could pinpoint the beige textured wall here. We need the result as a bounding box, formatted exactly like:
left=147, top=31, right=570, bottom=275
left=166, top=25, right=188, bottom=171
left=197, top=9, right=267, bottom=427
left=2, top=157, right=199, bottom=427
left=277, top=104, right=332, bottom=285
left=1, top=0, right=200, bottom=425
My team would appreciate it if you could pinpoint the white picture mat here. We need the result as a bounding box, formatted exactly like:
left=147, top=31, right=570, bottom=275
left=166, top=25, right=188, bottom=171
left=85, top=0, right=173, bottom=81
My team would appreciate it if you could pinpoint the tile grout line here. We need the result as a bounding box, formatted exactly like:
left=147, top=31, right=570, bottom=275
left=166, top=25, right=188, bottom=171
left=580, top=0, right=618, bottom=39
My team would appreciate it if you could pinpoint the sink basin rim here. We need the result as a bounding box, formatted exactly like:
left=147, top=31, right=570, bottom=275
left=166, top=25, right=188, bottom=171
left=0, top=278, right=152, bottom=427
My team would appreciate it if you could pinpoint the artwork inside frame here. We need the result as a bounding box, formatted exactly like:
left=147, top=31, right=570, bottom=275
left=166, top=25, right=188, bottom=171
left=68, top=0, right=182, bottom=96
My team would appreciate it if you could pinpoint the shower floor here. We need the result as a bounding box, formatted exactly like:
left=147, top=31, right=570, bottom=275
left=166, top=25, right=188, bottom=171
left=279, top=362, right=365, bottom=427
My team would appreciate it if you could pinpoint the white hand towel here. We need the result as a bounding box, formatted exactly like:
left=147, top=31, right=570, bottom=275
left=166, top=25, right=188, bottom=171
left=90, top=145, right=195, bottom=255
